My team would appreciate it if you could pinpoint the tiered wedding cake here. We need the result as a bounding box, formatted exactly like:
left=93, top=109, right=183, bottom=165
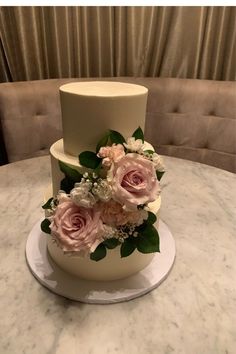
left=41, top=81, right=164, bottom=281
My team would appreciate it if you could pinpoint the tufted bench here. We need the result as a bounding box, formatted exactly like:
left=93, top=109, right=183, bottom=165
left=0, top=78, right=73, bottom=164
left=0, top=77, right=235, bottom=173
left=142, top=78, right=236, bottom=174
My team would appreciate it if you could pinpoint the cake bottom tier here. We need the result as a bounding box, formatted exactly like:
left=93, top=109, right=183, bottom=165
left=47, top=237, right=155, bottom=282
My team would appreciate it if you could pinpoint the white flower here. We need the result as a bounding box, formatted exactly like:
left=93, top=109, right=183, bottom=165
left=152, top=153, right=165, bottom=171
left=70, top=181, right=97, bottom=208
left=102, top=224, right=117, bottom=239
left=44, top=197, right=59, bottom=217
left=135, top=209, right=149, bottom=225
left=92, top=179, right=112, bottom=202
left=123, top=137, right=145, bottom=153
left=45, top=209, right=54, bottom=217
left=57, top=191, right=71, bottom=203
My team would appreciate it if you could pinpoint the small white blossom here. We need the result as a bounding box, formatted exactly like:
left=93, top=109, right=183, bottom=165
left=123, top=137, right=145, bottom=153
left=102, top=225, right=116, bottom=239
left=45, top=198, right=58, bottom=217
left=57, top=191, right=70, bottom=203
left=152, top=153, right=165, bottom=171
left=70, top=180, right=97, bottom=208
left=45, top=209, right=54, bottom=217
left=111, top=224, right=137, bottom=242
left=92, top=179, right=112, bottom=202
left=92, top=172, right=98, bottom=179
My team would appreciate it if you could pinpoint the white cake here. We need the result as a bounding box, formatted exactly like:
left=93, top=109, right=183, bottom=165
left=43, top=81, right=164, bottom=282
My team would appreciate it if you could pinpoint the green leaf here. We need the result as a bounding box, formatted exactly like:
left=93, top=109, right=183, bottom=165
left=79, top=151, right=102, bottom=169
left=132, top=127, right=144, bottom=142
left=103, top=238, right=120, bottom=249
left=59, top=161, right=82, bottom=182
left=42, top=197, right=54, bottom=210
left=93, top=160, right=103, bottom=176
left=109, top=130, right=126, bottom=145
left=120, top=239, right=136, bottom=258
left=60, top=177, right=75, bottom=193
left=146, top=211, right=157, bottom=225
left=96, top=132, right=110, bottom=153
left=41, top=218, right=51, bottom=234
left=90, top=243, right=107, bottom=261
left=143, top=149, right=154, bottom=155
left=156, top=170, right=165, bottom=181
left=137, top=225, right=160, bottom=253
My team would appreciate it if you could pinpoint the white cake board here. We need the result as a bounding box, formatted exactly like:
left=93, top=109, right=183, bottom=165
left=25, top=220, right=176, bottom=304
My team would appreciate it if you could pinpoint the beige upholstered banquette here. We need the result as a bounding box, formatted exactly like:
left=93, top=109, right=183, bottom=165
left=0, top=77, right=235, bottom=173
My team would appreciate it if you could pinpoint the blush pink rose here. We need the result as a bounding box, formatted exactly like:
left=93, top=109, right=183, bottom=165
left=99, top=199, right=148, bottom=226
left=50, top=199, right=104, bottom=255
left=97, top=144, right=125, bottom=167
left=108, top=153, right=160, bottom=209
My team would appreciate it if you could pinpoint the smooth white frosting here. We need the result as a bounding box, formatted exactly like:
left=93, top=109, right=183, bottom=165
left=47, top=239, right=155, bottom=281
left=60, top=81, right=147, bottom=96
left=47, top=208, right=161, bottom=281
left=60, top=81, right=148, bottom=156
left=46, top=81, right=160, bottom=281
left=50, top=139, right=85, bottom=196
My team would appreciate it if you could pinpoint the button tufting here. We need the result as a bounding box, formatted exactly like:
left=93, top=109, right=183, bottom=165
left=36, top=111, right=44, bottom=116
left=173, top=107, right=179, bottom=113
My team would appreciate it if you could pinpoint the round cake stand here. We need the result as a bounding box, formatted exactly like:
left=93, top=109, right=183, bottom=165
left=25, top=220, right=176, bottom=304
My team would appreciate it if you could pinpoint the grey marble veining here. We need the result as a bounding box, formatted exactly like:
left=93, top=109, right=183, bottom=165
left=0, top=156, right=236, bottom=354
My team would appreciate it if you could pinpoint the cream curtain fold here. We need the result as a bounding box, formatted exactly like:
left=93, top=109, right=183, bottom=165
left=0, top=6, right=235, bottom=82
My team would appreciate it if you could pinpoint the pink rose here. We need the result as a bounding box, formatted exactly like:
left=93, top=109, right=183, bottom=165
left=99, top=199, right=148, bottom=226
left=97, top=144, right=125, bottom=167
left=50, top=199, right=104, bottom=255
left=108, top=153, right=160, bottom=209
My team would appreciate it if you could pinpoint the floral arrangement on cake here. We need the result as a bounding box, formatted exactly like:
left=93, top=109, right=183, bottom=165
left=41, top=127, right=165, bottom=261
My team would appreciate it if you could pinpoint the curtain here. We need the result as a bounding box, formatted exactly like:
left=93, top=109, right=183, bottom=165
left=0, top=6, right=235, bottom=82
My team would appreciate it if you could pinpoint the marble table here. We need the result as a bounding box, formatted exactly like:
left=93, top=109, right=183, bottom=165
left=0, top=155, right=235, bottom=354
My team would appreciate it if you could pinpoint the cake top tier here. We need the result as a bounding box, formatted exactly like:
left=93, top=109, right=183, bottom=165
left=60, top=81, right=148, bottom=97
left=59, top=81, right=148, bottom=156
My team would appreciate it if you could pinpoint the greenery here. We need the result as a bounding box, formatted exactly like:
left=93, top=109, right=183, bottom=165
left=137, top=224, right=160, bottom=253
left=41, top=218, right=51, bottom=234
left=95, top=129, right=126, bottom=153
left=120, top=238, right=136, bottom=257
left=60, top=177, right=75, bottom=193
left=146, top=211, right=157, bottom=225
left=103, top=238, right=120, bottom=249
left=96, top=132, right=110, bottom=152
left=120, top=211, right=160, bottom=256
left=143, top=149, right=154, bottom=155
left=79, top=151, right=102, bottom=169
left=90, top=243, right=107, bottom=261
left=59, top=161, right=82, bottom=181
left=42, top=197, right=54, bottom=210
left=59, top=160, right=83, bottom=193
left=156, top=170, right=165, bottom=181
left=132, top=126, right=144, bottom=142
left=109, top=129, right=126, bottom=144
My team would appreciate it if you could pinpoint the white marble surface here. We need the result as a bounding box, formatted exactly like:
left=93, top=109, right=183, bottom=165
left=0, top=155, right=236, bottom=354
